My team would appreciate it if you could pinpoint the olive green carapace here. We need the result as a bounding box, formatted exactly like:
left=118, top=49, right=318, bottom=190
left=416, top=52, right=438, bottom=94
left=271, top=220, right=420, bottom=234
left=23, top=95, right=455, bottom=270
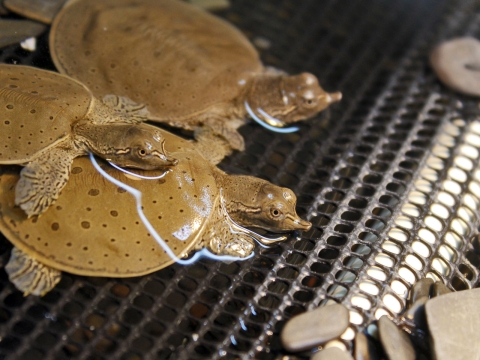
left=0, top=65, right=177, bottom=217
left=0, top=139, right=217, bottom=278
left=50, top=0, right=341, bottom=159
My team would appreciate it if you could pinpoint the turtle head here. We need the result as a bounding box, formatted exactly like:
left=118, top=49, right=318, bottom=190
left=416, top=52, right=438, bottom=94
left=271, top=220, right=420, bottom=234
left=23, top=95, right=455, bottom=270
left=252, top=184, right=312, bottom=232
left=108, top=126, right=178, bottom=169
left=224, top=176, right=311, bottom=233
left=246, top=73, right=341, bottom=126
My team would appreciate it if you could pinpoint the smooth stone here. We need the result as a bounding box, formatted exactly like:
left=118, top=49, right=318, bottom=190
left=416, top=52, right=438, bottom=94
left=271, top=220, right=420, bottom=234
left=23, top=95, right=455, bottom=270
left=4, top=0, right=67, bottom=24
left=281, top=303, right=349, bottom=352
left=432, top=281, right=452, bottom=297
left=311, top=347, right=354, bottom=360
left=426, top=288, right=480, bottom=360
left=378, top=316, right=415, bottom=360
left=408, top=278, right=433, bottom=307
left=471, top=234, right=480, bottom=255
left=404, top=296, right=428, bottom=330
left=0, top=19, right=46, bottom=48
left=354, top=332, right=379, bottom=360
left=430, top=37, right=480, bottom=97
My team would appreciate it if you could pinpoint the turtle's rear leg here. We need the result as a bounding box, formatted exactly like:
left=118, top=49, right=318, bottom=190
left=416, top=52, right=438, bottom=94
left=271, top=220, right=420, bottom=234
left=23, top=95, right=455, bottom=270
left=5, top=247, right=61, bottom=296
left=15, top=140, right=80, bottom=217
left=194, top=125, right=233, bottom=165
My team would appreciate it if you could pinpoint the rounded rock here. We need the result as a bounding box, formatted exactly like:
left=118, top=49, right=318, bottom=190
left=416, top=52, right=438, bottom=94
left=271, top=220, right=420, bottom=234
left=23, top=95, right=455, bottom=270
left=378, top=316, right=415, bottom=360
left=430, top=37, right=480, bottom=97
left=281, top=303, right=349, bottom=352
left=311, top=347, right=354, bottom=360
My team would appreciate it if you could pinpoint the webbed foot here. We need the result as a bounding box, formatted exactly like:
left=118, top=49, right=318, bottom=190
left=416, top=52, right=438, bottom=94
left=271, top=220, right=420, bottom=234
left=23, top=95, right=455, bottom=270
left=15, top=143, right=77, bottom=217
left=194, top=126, right=233, bottom=165
left=6, top=247, right=61, bottom=296
left=208, top=233, right=255, bottom=258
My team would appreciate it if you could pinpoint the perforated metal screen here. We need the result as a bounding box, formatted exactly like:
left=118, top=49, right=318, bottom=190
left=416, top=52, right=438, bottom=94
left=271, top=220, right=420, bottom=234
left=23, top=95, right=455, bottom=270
left=1, top=0, right=480, bottom=359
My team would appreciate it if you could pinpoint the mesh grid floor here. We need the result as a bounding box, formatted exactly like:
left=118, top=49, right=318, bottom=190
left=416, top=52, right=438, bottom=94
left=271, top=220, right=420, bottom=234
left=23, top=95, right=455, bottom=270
left=1, top=0, right=480, bottom=359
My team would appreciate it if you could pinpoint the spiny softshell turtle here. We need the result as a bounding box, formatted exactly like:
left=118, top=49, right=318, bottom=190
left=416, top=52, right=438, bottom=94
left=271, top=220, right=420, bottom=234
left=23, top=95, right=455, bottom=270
left=0, top=64, right=177, bottom=217
left=50, top=0, right=342, bottom=161
left=0, top=129, right=311, bottom=296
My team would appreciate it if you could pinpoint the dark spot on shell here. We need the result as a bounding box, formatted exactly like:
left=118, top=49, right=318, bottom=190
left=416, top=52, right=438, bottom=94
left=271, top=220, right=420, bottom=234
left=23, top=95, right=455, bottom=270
left=88, top=189, right=99, bottom=196
left=86, top=207, right=91, bottom=211
left=104, top=254, right=108, bottom=257
left=117, top=187, right=126, bottom=193
left=66, top=243, right=72, bottom=247
left=56, top=206, right=62, bottom=210
left=9, top=85, right=18, bottom=88
left=83, top=247, right=88, bottom=251
left=169, top=196, right=173, bottom=200
left=51, top=223, right=59, bottom=231
left=180, top=209, right=184, bottom=213
left=49, top=116, right=54, bottom=120
left=30, top=109, right=36, bottom=114
left=111, top=239, right=116, bottom=242
left=4, top=121, right=9, bottom=125
left=44, top=243, right=48, bottom=246
left=81, top=221, right=90, bottom=229
left=110, top=210, right=118, bottom=217
left=158, top=216, right=162, bottom=219
left=125, top=254, right=130, bottom=257
left=88, top=261, right=93, bottom=265
left=6, top=105, right=13, bottom=110
left=71, top=167, right=83, bottom=174
left=68, top=256, right=73, bottom=260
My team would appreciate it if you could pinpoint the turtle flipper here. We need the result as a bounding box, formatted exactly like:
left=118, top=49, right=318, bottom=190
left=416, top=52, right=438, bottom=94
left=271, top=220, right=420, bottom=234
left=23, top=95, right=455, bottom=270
left=102, top=94, right=150, bottom=123
left=5, top=247, right=61, bottom=296
left=208, top=232, right=255, bottom=257
left=194, top=126, right=233, bottom=165
left=15, top=143, right=79, bottom=217
left=203, top=118, right=245, bottom=152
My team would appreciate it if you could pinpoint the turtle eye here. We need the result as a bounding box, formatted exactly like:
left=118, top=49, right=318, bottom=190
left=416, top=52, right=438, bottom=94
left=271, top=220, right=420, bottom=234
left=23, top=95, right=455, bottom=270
left=303, top=97, right=317, bottom=108
left=270, top=208, right=282, bottom=217
left=138, top=148, right=147, bottom=157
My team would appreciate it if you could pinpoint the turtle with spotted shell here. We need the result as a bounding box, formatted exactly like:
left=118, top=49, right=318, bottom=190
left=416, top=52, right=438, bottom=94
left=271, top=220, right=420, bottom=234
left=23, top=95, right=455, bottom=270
left=0, top=129, right=311, bottom=296
left=49, top=0, right=342, bottom=163
left=0, top=64, right=177, bottom=217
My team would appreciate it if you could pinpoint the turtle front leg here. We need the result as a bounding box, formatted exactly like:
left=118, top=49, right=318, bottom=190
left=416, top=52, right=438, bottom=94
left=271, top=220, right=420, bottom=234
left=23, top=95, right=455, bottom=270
left=210, top=233, right=255, bottom=257
left=5, top=247, right=61, bottom=296
left=15, top=141, right=81, bottom=217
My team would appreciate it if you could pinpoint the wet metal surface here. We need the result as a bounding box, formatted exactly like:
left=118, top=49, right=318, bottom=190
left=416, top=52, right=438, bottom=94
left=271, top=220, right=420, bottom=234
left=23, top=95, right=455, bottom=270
left=1, top=0, right=480, bottom=359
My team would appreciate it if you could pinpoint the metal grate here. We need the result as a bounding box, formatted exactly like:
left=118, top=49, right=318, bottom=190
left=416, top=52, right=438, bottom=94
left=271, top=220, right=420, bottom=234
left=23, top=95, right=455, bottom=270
left=1, top=0, right=480, bottom=359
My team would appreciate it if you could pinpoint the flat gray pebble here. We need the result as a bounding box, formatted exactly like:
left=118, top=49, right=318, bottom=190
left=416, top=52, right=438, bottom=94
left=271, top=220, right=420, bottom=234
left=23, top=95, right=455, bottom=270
left=408, top=278, right=433, bottom=306
left=405, top=296, right=428, bottom=330
left=311, top=347, right=354, bottom=360
left=378, top=316, right=415, bottom=360
left=0, top=19, right=46, bottom=48
left=354, top=332, right=378, bottom=360
left=430, top=37, right=480, bottom=96
left=426, top=288, right=480, bottom=360
left=432, top=281, right=451, bottom=297
left=281, top=303, right=349, bottom=352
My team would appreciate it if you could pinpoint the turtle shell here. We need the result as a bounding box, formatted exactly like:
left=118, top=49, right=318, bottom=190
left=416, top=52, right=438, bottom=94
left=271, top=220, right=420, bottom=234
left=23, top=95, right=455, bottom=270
left=50, top=0, right=263, bottom=121
left=0, top=64, right=93, bottom=163
left=0, top=132, right=219, bottom=277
